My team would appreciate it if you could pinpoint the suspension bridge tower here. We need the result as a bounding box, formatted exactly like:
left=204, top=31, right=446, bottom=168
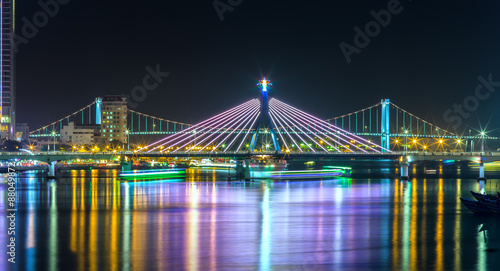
left=249, top=78, right=281, bottom=152
left=381, top=99, right=390, bottom=152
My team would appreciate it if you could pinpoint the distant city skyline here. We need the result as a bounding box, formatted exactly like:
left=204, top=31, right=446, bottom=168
left=14, top=1, right=500, bottom=136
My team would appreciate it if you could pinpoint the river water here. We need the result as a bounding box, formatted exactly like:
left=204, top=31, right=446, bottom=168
left=1, top=166, right=500, bottom=270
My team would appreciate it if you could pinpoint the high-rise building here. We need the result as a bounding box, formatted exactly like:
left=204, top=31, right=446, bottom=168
left=100, top=96, right=128, bottom=143
left=1, top=1, right=15, bottom=139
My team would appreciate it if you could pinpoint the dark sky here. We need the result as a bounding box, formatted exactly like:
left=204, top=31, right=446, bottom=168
left=16, top=0, right=500, bottom=135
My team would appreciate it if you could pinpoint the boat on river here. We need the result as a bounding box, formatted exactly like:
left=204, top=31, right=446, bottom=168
left=470, top=191, right=500, bottom=202
left=119, top=168, right=186, bottom=180
left=460, top=198, right=493, bottom=214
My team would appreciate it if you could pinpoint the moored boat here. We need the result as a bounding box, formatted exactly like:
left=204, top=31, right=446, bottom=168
left=119, top=168, right=186, bottom=180
left=479, top=198, right=500, bottom=213
left=470, top=191, right=500, bottom=202
left=460, top=198, right=493, bottom=214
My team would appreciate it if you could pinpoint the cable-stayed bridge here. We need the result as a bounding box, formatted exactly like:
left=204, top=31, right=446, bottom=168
left=29, top=79, right=498, bottom=154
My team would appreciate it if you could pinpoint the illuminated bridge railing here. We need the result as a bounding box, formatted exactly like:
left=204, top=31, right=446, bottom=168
left=5, top=151, right=499, bottom=157
left=4, top=151, right=396, bottom=156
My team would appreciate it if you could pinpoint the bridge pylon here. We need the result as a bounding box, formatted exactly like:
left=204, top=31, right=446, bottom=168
left=381, top=99, right=390, bottom=152
left=249, top=78, right=281, bottom=153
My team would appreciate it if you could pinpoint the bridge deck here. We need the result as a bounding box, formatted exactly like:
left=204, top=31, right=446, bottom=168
left=2, top=151, right=500, bottom=163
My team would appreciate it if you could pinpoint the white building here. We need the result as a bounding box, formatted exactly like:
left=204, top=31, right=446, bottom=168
left=60, top=122, right=99, bottom=145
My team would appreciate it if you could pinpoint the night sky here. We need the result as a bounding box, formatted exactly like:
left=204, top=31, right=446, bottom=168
left=16, top=0, right=500, bottom=135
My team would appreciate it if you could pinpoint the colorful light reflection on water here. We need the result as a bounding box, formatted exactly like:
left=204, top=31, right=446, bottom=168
left=0, top=169, right=499, bottom=270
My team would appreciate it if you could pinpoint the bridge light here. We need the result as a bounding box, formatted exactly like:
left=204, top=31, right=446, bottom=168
left=439, top=139, right=443, bottom=143
left=412, top=140, right=416, bottom=143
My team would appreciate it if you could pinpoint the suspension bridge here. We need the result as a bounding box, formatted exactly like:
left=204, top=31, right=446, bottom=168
left=28, top=78, right=498, bottom=154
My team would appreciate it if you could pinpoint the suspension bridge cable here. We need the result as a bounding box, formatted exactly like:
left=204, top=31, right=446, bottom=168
left=127, top=109, right=191, bottom=126
left=30, top=101, right=96, bottom=134
left=325, top=102, right=382, bottom=121
left=389, top=103, right=455, bottom=136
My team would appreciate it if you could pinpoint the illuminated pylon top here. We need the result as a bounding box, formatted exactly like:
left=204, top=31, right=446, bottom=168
left=258, top=77, right=272, bottom=92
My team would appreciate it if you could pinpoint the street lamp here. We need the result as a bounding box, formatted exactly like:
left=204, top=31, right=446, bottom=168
left=125, top=130, right=130, bottom=151
left=402, top=129, right=408, bottom=153
left=480, top=131, right=486, bottom=153
left=51, top=131, right=56, bottom=154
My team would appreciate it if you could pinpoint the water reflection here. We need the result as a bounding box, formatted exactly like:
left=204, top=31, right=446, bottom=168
left=0, top=169, right=499, bottom=270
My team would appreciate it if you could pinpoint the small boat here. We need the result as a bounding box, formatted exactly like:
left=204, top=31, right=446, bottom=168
left=479, top=198, right=500, bottom=213
left=470, top=191, right=500, bottom=202
left=119, top=168, right=186, bottom=180
left=460, top=198, right=493, bottom=214
left=194, top=159, right=236, bottom=168
left=425, top=169, right=437, bottom=175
